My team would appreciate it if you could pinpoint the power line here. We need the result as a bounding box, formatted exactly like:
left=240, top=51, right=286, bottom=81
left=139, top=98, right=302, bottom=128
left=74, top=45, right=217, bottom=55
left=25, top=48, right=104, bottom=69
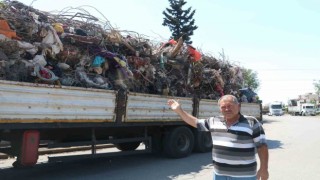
left=261, top=79, right=316, bottom=81
left=255, top=69, right=320, bottom=71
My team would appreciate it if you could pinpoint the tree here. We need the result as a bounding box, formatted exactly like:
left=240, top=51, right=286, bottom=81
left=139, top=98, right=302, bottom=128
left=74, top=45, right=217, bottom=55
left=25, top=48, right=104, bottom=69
left=162, top=0, right=198, bottom=44
left=313, top=80, right=320, bottom=95
left=242, top=68, right=260, bottom=91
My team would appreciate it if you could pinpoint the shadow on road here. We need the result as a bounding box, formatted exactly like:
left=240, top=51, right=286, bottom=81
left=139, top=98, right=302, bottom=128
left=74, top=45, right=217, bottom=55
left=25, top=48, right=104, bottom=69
left=261, top=119, right=280, bottom=124
left=0, top=152, right=212, bottom=180
left=266, top=139, right=283, bottom=149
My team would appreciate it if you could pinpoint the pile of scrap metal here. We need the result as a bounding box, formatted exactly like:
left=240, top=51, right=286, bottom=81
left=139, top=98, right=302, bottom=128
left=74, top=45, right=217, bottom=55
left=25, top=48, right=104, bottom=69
left=0, top=1, right=249, bottom=100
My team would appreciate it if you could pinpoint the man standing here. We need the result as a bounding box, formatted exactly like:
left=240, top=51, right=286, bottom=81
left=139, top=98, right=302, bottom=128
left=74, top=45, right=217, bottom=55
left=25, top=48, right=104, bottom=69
left=167, top=95, right=269, bottom=180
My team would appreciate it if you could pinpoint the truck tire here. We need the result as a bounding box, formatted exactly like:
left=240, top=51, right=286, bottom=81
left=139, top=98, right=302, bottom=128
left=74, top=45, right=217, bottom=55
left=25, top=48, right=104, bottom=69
left=163, top=126, right=194, bottom=158
left=193, top=131, right=212, bottom=153
left=114, top=142, right=141, bottom=151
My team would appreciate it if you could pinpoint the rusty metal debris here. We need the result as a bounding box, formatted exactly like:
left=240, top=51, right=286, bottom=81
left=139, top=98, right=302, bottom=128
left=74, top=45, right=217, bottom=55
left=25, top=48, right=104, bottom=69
left=0, top=1, right=257, bottom=101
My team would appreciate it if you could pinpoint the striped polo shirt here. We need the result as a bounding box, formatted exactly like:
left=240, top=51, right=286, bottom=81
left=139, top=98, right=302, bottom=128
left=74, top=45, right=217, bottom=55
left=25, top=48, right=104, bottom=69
left=197, top=114, right=266, bottom=177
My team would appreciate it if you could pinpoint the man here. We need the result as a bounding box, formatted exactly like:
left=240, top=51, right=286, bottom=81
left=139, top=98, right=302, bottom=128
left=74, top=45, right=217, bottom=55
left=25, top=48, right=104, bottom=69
left=167, top=95, right=269, bottom=180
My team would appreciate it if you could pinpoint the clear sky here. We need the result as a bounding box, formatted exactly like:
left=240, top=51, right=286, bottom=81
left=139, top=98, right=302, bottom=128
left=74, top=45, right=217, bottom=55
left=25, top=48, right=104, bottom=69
left=17, top=0, right=320, bottom=104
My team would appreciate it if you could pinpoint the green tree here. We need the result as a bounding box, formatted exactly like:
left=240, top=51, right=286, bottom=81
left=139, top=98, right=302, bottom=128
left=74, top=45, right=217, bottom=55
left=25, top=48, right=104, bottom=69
left=313, top=80, right=320, bottom=95
left=242, top=68, right=260, bottom=91
left=162, top=0, right=198, bottom=44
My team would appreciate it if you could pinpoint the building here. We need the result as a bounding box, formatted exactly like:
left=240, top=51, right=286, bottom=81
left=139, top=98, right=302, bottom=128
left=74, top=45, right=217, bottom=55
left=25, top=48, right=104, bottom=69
left=298, top=93, right=319, bottom=104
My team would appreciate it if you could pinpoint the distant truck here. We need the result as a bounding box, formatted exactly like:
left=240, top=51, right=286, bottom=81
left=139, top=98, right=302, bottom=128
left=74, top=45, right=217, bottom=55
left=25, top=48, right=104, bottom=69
left=288, top=99, right=316, bottom=116
left=267, top=101, right=284, bottom=116
left=262, top=104, right=269, bottom=115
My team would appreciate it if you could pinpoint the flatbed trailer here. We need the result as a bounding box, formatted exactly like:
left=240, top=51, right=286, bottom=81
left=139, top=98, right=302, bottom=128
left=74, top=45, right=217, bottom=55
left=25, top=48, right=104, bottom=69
left=0, top=80, right=262, bottom=167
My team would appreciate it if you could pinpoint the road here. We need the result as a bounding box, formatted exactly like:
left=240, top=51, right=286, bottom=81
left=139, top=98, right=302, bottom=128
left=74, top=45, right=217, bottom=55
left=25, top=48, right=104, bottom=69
left=0, top=115, right=320, bottom=180
left=261, top=114, right=320, bottom=180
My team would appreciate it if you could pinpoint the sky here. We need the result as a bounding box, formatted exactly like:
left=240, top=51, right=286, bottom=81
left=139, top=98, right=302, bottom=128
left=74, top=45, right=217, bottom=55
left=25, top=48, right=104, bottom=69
left=16, top=0, right=320, bottom=105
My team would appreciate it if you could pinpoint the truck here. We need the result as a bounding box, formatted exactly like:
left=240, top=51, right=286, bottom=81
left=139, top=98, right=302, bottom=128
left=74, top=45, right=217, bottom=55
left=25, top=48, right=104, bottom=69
left=262, top=103, right=269, bottom=115
left=0, top=1, right=263, bottom=168
left=288, top=99, right=316, bottom=116
left=0, top=80, right=262, bottom=168
left=267, top=101, right=284, bottom=116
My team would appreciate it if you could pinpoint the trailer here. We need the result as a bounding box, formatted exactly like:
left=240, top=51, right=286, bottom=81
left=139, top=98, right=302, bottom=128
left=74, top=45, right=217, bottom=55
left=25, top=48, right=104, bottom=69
left=0, top=80, right=262, bottom=167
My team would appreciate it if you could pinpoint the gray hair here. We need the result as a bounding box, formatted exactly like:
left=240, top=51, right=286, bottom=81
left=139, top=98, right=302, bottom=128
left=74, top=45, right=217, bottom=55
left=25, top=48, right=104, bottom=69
left=218, top=95, right=239, bottom=105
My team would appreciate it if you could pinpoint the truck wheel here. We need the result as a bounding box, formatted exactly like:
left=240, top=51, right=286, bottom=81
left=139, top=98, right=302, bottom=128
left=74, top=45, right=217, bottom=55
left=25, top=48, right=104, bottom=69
left=114, top=142, right=141, bottom=151
left=163, top=126, right=194, bottom=158
left=193, top=131, right=212, bottom=153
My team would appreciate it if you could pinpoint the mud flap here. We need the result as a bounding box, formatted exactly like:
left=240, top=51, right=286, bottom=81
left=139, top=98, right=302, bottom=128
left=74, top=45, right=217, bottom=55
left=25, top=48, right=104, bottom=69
left=20, top=130, right=40, bottom=166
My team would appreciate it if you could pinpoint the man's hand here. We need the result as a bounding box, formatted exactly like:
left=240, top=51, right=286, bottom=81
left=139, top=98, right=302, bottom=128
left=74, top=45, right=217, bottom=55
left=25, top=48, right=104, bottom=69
left=167, top=99, right=198, bottom=128
left=257, top=144, right=269, bottom=180
left=167, top=99, right=181, bottom=112
left=256, top=168, right=269, bottom=180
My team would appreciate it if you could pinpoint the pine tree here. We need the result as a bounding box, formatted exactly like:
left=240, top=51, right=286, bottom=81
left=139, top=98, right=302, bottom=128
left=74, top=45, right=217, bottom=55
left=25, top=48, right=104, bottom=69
left=242, top=68, right=260, bottom=91
left=162, top=0, right=198, bottom=44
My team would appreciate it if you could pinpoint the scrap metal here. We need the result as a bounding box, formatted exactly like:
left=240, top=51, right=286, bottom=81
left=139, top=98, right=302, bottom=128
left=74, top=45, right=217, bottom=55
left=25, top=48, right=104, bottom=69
left=0, top=0, right=255, bottom=101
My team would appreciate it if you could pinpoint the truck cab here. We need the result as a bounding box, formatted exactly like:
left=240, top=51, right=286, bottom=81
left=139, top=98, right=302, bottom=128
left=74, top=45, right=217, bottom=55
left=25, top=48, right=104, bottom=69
left=301, top=103, right=316, bottom=116
left=268, top=102, right=283, bottom=116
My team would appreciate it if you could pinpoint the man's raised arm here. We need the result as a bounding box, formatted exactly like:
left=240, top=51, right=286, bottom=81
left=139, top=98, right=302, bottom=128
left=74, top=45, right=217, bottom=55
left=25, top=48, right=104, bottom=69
left=167, top=99, right=198, bottom=128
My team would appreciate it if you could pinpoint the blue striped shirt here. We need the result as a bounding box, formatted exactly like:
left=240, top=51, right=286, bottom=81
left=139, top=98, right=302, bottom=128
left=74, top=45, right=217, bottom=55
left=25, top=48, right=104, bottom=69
left=197, top=114, right=266, bottom=177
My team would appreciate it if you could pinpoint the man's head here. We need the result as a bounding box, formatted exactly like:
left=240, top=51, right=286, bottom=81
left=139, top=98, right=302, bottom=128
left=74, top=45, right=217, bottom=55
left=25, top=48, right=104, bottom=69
left=218, top=95, right=241, bottom=121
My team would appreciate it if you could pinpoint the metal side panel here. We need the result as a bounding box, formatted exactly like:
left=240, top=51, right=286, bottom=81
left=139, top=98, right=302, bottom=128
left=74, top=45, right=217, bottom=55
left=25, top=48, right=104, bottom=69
left=126, top=93, right=193, bottom=122
left=240, top=103, right=261, bottom=119
left=198, top=99, right=220, bottom=119
left=0, top=80, right=116, bottom=123
left=198, top=99, right=261, bottom=120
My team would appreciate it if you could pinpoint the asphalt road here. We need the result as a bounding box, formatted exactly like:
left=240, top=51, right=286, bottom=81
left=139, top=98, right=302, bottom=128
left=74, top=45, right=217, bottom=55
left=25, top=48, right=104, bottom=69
left=261, top=114, right=320, bottom=180
left=0, top=114, right=320, bottom=180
